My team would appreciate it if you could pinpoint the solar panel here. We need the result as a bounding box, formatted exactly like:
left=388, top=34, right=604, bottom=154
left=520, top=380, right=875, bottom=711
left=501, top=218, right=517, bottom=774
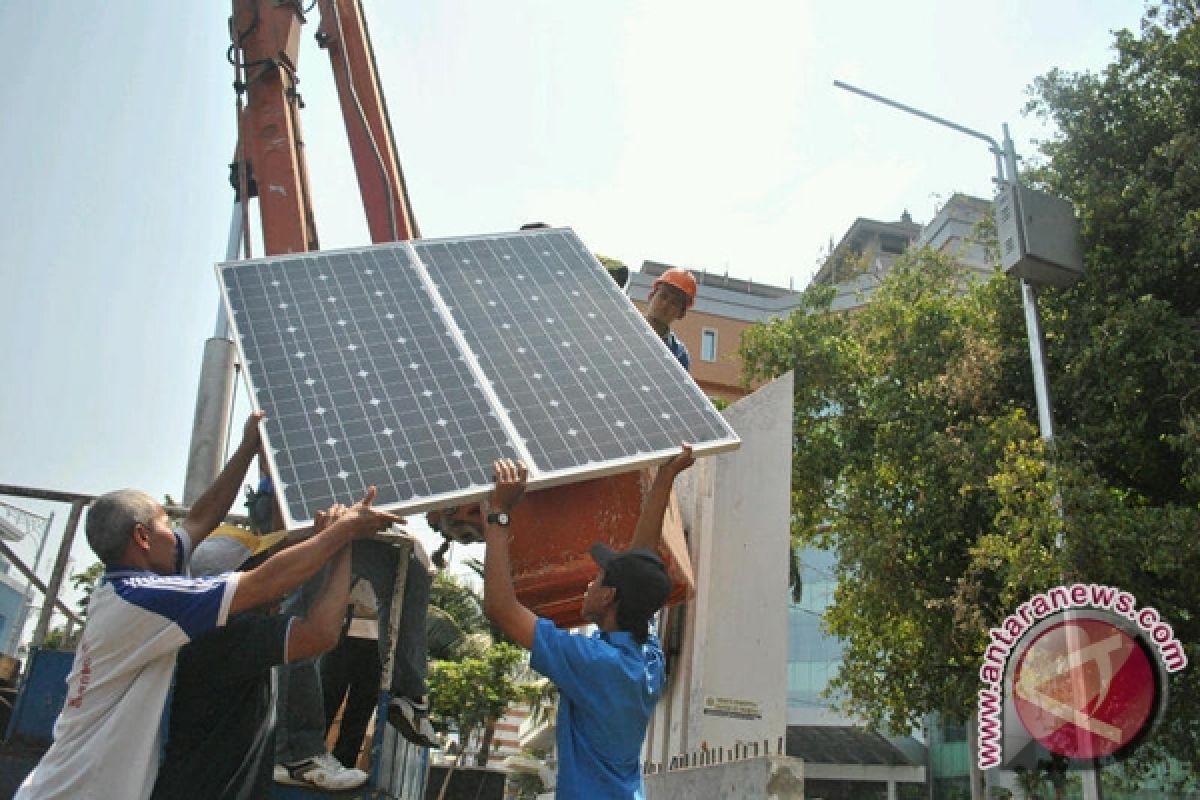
left=218, top=228, right=739, bottom=528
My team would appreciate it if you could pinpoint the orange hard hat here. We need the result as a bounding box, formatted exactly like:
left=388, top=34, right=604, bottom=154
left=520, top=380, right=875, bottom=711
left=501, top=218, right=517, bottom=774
left=651, top=268, right=697, bottom=308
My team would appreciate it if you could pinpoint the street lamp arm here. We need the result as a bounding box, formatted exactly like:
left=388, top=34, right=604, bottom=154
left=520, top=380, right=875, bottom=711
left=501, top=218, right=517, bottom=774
left=833, top=80, right=1000, bottom=151
left=832, top=80, right=1007, bottom=182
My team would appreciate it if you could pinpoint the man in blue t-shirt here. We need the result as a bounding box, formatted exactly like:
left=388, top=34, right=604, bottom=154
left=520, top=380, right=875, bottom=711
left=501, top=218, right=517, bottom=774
left=480, top=446, right=695, bottom=799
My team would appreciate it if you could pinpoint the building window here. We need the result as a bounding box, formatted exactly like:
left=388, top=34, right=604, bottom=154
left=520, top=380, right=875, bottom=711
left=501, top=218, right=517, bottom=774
left=880, top=233, right=908, bottom=255
left=700, top=329, right=718, bottom=362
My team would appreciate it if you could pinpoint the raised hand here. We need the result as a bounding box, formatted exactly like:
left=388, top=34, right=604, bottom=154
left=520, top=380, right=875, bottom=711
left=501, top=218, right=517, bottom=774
left=242, top=409, right=267, bottom=449
left=487, top=459, right=529, bottom=513
left=313, top=502, right=347, bottom=534
left=659, top=443, right=695, bottom=480
left=342, top=486, right=404, bottom=539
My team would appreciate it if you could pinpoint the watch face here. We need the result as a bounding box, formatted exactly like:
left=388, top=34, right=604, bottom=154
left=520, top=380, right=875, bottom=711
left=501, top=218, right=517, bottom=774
left=489, top=512, right=510, bottom=526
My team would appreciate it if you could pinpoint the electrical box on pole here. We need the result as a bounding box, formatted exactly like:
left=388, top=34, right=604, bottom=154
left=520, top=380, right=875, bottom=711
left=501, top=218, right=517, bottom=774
left=994, top=182, right=1085, bottom=288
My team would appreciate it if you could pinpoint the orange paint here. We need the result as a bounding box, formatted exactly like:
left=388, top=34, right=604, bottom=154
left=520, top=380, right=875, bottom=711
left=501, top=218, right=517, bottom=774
left=510, top=470, right=694, bottom=628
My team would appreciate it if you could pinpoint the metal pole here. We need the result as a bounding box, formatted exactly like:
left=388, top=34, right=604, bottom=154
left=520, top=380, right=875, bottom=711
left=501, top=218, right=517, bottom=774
left=1003, top=125, right=1057, bottom=447
left=1002, top=124, right=1104, bottom=800
left=217, top=200, right=245, bottom=339
left=32, top=500, right=85, bottom=647
left=0, top=539, right=83, bottom=630
left=8, top=511, right=54, bottom=654
left=833, top=80, right=1006, bottom=182
left=372, top=535, right=413, bottom=785
left=182, top=203, right=244, bottom=504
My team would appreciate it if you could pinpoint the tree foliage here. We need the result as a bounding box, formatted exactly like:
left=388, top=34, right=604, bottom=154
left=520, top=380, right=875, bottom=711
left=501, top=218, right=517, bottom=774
left=1024, top=0, right=1200, bottom=504
left=427, top=572, right=490, bottom=661
left=743, top=251, right=1046, bottom=728
left=427, top=643, right=525, bottom=765
left=71, top=561, right=104, bottom=621
left=425, top=568, right=549, bottom=788
left=1023, top=0, right=1200, bottom=771
left=740, top=5, right=1200, bottom=771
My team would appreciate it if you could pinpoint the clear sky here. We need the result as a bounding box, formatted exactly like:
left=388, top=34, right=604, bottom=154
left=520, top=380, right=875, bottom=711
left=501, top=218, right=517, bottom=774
left=0, top=1, right=1145, bottom=623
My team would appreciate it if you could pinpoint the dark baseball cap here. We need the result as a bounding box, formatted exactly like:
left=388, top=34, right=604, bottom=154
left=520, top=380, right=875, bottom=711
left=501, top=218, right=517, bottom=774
left=590, top=543, right=672, bottom=620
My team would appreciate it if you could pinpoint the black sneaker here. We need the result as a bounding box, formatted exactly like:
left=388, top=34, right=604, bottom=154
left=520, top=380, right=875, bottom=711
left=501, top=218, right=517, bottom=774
left=388, top=696, right=439, bottom=748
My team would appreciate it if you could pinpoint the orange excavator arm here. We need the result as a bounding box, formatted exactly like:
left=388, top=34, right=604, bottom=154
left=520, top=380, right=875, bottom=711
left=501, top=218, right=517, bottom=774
left=228, top=0, right=417, bottom=256
left=316, top=0, right=420, bottom=243
left=230, top=0, right=319, bottom=255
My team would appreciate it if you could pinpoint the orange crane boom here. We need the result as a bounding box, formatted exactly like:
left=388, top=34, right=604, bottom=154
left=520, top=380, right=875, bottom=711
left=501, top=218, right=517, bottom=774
left=229, top=0, right=417, bottom=257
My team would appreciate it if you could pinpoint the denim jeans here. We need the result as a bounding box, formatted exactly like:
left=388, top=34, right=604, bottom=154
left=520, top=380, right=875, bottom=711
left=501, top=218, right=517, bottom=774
left=274, top=539, right=432, bottom=764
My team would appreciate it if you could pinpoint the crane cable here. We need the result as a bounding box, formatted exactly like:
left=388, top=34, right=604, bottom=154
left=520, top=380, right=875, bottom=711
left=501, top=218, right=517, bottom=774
left=229, top=5, right=255, bottom=259
left=324, top=0, right=399, bottom=242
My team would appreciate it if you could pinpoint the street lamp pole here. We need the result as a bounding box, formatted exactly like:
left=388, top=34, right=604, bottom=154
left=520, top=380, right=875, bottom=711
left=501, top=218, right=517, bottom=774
left=832, top=81, right=1057, bottom=442
left=832, top=80, right=1102, bottom=800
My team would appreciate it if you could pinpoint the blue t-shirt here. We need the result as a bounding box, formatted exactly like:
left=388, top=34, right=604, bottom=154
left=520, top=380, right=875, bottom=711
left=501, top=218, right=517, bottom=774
left=530, top=618, right=664, bottom=799
left=666, top=332, right=690, bottom=372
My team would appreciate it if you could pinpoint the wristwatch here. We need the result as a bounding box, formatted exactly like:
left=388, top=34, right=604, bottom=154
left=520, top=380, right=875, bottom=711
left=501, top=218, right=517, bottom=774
left=486, top=511, right=511, bottom=527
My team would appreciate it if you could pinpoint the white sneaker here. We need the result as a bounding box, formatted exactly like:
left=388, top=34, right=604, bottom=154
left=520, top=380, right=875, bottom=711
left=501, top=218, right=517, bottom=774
left=274, top=752, right=368, bottom=790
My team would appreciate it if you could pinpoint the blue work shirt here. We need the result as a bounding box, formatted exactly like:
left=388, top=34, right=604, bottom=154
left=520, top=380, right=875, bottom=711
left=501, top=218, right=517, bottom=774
left=530, top=618, right=664, bottom=799
left=666, top=331, right=690, bottom=372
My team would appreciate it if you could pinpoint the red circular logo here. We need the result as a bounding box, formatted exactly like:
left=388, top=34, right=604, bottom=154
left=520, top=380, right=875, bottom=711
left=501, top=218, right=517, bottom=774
left=1012, top=616, right=1157, bottom=759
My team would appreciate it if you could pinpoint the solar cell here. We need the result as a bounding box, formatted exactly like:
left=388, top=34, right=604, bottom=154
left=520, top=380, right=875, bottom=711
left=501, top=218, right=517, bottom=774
left=219, top=228, right=739, bottom=528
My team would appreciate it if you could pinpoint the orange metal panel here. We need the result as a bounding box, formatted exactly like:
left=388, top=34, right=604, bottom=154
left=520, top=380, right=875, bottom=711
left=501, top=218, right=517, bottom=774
left=509, top=471, right=694, bottom=628
left=233, top=0, right=318, bottom=254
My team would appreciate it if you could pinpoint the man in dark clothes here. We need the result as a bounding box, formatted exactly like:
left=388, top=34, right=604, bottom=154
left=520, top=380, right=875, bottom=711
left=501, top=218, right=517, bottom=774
left=151, top=499, right=386, bottom=799
left=320, top=577, right=382, bottom=770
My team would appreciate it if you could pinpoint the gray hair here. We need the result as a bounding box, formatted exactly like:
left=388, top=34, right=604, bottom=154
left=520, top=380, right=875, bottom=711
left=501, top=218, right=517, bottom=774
left=86, top=489, right=160, bottom=566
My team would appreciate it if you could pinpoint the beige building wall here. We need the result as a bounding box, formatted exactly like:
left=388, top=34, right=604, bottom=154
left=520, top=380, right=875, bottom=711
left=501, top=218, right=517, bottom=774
left=631, top=298, right=757, bottom=403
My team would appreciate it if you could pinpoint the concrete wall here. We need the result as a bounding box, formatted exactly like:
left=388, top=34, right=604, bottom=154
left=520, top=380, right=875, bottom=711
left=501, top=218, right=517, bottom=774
left=644, top=371, right=793, bottom=767
left=644, top=756, right=805, bottom=800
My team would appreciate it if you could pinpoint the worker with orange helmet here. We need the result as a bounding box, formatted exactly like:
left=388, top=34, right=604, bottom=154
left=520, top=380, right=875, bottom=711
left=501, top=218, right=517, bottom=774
left=645, top=267, right=697, bottom=371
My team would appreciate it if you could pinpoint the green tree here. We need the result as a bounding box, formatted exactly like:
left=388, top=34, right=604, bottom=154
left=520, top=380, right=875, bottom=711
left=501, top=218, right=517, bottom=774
left=40, top=626, right=76, bottom=651
left=427, top=572, right=490, bottom=661
left=741, top=3, right=1200, bottom=775
left=36, top=561, right=105, bottom=651
left=427, top=643, right=525, bottom=800
left=425, top=567, right=554, bottom=789
left=1022, top=0, right=1200, bottom=771
left=743, top=250, right=1043, bottom=730
left=1024, top=0, right=1200, bottom=505
left=509, top=766, right=547, bottom=800
left=1013, top=765, right=1047, bottom=800
left=70, top=561, right=104, bottom=620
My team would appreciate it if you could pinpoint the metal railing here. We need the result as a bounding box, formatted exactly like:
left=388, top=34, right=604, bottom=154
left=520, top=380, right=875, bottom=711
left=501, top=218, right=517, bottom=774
left=645, top=735, right=788, bottom=774
left=0, top=483, right=248, bottom=648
